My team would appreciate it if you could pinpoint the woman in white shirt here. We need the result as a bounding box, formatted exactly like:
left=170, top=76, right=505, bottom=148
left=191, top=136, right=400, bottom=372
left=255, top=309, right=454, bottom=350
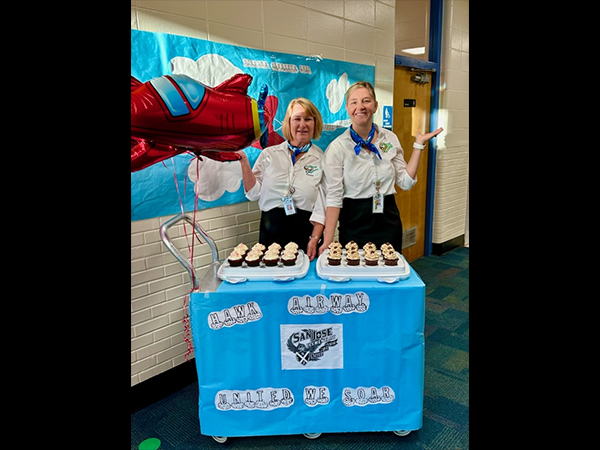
left=238, top=98, right=326, bottom=261
left=319, top=81, right=443, bottom=254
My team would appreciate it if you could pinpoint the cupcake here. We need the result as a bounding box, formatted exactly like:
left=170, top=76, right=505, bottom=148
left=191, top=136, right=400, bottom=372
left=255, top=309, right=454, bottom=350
left=281, top=249, right=297, bottom=266
left=345, top=240, right=359, bottom=252
left=268, top=243, right=282, bottom=254
left=227, top=249, right=244, bottom=267
left=364, top=249, right=380, bottom=266
left=346, top=250, right=361, bottom=266
left=329, top=241, right=342, bottom=251
left=381, top=249, right=393, bottom=261
left=284, top=242, right=299, bottom=256
left=251, top=243, right=266, bottom=253
left=245, top=250, right=262, bottom=267
left=380, top=242, right=394, bottom=254
left=383, top=251, right=399, bottom=266
left=327, top=249, right=342, bottom=266
left=235, top=243, right=248, bottom=255
left=263, top=250, right=280, bottom=266
left=363, top=242, right=377, bottom=253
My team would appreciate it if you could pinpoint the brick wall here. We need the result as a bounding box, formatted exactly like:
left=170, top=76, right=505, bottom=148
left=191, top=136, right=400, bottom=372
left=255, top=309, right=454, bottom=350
left=131, top=200, right=262, bottom=385
left=433, top=0, right=469, bottom=244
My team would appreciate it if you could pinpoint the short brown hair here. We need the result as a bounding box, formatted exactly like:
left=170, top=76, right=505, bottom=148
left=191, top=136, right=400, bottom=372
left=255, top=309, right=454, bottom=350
left=281, top=97, right=324, bottom=141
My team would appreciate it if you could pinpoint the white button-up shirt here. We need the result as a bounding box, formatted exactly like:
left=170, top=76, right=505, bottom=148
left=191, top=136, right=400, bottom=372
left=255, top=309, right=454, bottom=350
left=245, top=141, right=326, bottom=225
left=323, top=125, right=416, bottom=208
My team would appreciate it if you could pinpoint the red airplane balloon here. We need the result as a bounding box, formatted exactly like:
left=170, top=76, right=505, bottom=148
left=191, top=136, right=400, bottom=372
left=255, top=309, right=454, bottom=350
left=131, top=73, right=273, bottom=172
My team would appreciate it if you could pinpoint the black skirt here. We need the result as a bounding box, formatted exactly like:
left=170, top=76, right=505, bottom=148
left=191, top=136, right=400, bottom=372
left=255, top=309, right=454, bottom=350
left=338, top=195, right=403, bottom=251
left=259, top=207, right=313, bottom=248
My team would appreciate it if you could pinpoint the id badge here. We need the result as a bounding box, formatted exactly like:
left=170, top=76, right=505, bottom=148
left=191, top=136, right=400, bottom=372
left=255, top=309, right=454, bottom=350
left=282, top=196, right=296, bottom=215
left=372, top=193, right=384, bottom=213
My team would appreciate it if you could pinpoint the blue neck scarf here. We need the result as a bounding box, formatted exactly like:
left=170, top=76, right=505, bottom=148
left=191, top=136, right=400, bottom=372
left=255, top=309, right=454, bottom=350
left=350, top=125, right=381, bottom=160
left=287, top=141, right=312, bottom=164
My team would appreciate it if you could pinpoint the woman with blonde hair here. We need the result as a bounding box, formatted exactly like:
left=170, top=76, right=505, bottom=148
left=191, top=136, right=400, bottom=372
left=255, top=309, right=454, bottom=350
left=237, top=97, right=326, bottom=261
left=319, top=81, right=443, bottom=253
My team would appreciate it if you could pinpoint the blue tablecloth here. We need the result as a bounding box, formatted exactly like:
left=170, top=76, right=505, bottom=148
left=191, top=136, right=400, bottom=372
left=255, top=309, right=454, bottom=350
left=189, top=259, right=425, bottom=437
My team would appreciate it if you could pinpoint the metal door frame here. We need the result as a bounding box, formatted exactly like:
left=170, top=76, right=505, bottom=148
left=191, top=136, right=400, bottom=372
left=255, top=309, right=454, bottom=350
left=394, top=0, right=443, bottom=257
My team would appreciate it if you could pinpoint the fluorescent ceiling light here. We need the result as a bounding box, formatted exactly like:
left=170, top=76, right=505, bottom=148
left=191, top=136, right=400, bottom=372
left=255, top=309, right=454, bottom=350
left=401, top=46, right=426, bottom=55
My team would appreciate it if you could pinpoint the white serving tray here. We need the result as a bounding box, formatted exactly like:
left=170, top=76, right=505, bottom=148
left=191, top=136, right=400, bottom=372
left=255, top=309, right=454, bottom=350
left=316, top=249, right=410, bottom=283
left=217, top=250, right=309, bottom=283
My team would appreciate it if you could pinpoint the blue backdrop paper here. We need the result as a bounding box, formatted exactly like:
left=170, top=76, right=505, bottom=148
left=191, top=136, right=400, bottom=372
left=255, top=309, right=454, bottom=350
left=131, top=29, right=375, bottom=221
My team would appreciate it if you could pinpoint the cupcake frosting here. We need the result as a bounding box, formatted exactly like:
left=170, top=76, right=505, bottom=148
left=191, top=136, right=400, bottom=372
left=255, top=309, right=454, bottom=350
left=228, top=249, right=243, bottom=259
left=382, top=248, right=396, bottom=258
left=235, top=243, right=248, bottom=253
left=245, top=250, right=261, bottom=262
left=363, top=249, right=379, bottom=261
left=284, top=242, right=298, bottom=251
left=264, top=249, right=280, bottom=259
left=268, top=243, right=281, bottom=253
left=346, top=250, right=360, bottom=262
left=328, top=248, right=342, bottom=257
left=329, top=242, right=342, bottom=251
left=281, top=249, right=296, bottom=259
left=345, top=240, right=359, bottom=252
left=380, top=242, right=393, bottom=252
left=363, top=242, right=377, bottom=252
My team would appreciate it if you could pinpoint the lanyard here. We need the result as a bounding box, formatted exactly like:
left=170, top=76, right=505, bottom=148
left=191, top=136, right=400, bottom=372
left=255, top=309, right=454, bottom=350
left=285, top=156, right=299, bottom=198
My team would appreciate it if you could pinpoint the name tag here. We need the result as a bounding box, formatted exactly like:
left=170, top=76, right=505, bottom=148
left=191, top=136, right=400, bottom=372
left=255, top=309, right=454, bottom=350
left=372, top=193, right=384, bottom=213
left=283, top=196, right=296, bottom=215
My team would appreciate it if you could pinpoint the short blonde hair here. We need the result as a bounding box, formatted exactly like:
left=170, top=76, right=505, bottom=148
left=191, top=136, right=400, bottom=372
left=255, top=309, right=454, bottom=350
left=345, top=81, right=377, bottom=104
left=281, top=97, right=324, bottom=141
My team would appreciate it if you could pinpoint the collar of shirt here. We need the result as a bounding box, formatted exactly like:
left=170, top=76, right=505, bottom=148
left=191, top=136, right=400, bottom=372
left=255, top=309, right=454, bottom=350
left=324, top=125, right=400, bottom=206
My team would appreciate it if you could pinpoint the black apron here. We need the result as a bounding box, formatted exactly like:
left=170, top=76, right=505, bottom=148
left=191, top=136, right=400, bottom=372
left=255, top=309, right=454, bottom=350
left=259, top=207, right=313, bottom=248
left=338, top=195, right=403, bottom=252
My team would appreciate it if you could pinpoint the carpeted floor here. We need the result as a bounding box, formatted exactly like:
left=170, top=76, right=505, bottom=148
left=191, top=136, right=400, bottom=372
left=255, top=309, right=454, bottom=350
left=131, top=246, right=469, bottom=450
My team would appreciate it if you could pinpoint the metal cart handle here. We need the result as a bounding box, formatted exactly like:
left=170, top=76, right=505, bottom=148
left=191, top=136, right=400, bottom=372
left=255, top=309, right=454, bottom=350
left=159, top=213, right=219, bottom=291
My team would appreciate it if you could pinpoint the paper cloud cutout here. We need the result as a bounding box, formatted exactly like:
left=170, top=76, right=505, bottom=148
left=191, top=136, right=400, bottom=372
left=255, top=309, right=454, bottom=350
left=326, top=73, right=350, bottom=113
left=187, top=157, right=243, bottom=202
left=171, top=54, right=243, bottom=86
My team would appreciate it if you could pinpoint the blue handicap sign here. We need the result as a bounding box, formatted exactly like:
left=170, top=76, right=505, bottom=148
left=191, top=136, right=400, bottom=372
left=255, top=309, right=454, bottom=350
left=382, top=105, right=393, bottom=129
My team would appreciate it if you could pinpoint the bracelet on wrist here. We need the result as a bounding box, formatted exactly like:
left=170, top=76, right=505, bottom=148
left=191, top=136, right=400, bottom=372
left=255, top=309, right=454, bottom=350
left=309, top=235, right=320, bottom=240
left=413, top=142, right=425, bottom=150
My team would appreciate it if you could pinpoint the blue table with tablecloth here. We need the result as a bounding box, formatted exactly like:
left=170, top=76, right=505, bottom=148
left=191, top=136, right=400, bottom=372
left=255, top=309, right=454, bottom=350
left=188, top=257, right=425, bottom=439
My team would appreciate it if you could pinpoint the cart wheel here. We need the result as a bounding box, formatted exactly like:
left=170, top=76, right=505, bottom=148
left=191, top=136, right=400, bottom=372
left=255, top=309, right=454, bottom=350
left=212, top=436, right=228, bottom=444
left=303, top=433, right=322, bottom=439
left=393, top=430, right=411, bottom=437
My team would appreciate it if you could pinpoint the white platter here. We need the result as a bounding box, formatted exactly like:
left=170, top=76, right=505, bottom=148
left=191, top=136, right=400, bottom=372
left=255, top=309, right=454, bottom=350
left=316, top=249, right=410, bottom=283
left=217, top=250, right=309, bottom=283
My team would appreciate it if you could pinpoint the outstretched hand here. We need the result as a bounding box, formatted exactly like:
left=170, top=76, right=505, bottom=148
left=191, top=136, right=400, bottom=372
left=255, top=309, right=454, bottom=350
left=416, top=127, right=444, bottom=145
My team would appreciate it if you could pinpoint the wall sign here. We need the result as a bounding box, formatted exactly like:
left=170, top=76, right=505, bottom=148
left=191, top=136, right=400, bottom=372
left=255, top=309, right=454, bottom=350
left=382, top=105, right=393, bottom=129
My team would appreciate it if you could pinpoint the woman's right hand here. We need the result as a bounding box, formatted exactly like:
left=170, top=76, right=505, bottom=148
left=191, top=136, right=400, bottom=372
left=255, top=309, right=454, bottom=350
left=235, top=149, right=248, bottom=162
left=318, top=237, right=332, bottom=256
